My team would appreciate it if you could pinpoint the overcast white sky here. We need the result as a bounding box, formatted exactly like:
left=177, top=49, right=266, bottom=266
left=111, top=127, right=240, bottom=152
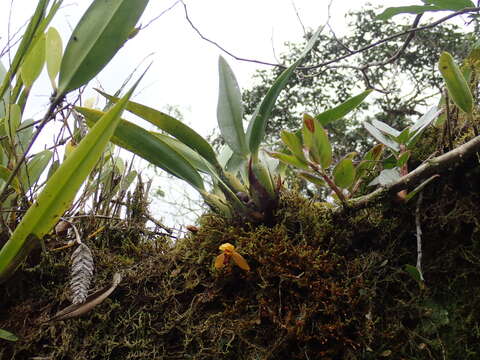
left=0, top=0, right=456, bottom=225
left=0, top=0, right=404, bottom=134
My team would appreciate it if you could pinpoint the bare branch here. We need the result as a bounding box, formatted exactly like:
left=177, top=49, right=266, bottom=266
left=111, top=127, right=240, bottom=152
left=181, top=2, right=479, bottom=74
left=140, top=0, right=181, bottom=31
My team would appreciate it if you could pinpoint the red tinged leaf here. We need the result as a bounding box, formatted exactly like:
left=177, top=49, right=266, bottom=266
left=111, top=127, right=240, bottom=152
left=303, top=114, right=315, bottom=133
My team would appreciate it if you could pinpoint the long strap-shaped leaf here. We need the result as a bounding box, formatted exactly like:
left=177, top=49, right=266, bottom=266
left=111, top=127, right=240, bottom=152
left=57, top=0, right=149, bottom=97
left=76, top=107, right=205, bottom=191
left=0, top=75, right=143, bottom=283
left=246, top=26, right=323, bottom=156
left=0, top=0, right=48, bottom=101
left=217, top=56, right=248, bottom=156
left=315, top=89, right=373, bottom=126
left=96, top=90, right=220, bottom=169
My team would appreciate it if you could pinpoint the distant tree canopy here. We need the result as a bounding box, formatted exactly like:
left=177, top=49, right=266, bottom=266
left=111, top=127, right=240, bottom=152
left=233, top=6, right=478, bottom=156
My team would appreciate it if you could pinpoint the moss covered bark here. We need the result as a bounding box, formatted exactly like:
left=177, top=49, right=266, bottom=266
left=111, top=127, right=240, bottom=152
left=1, top=162, right=480, bottom=359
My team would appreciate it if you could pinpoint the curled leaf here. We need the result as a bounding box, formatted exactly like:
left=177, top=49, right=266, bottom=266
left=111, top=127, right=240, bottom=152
left=50, top=272, right=121, bottom=322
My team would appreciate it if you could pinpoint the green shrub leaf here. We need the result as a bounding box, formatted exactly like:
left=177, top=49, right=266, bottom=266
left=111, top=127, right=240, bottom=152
left=438, top=52, right=473, bottom=114
left=422, top=0, right=474, bottom=10
left=0, top=328, right=18, bottom=342
left=405, top=264, right=423, bottom=282
left=45, top=27, right=63, bottom=89
left=333, top=155, right=356, bottom=189
left=268, top=151, right=309, bottom=170
left=247, top=26, right=322, bottom=155
left=96, top=90, right=220, bottom=169
left=57, top=0, right=149, bottom=96
left=280, top=130, right=305, bottom=161
left=20, top=34, right=46, bottom=89
left=0, top=73, right=143, bottom=283
left=377, top=5, right=441, bottom=20
left=19, top=150, right=52, bottom=190
left=77, top=107, right=205, bottom=191
left=316, top=89, right=372, bottom=126
left=5, top=104, right=22, bottom=144
left=217, top=56, right=247, bottom=156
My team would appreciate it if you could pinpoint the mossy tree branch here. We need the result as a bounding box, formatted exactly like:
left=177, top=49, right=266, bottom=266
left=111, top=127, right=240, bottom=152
left=349, top=134, right=480, bottom=209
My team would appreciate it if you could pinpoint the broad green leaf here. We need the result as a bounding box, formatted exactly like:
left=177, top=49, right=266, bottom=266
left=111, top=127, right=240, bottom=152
left=302, top=114, right=332, bottom=169
left=0, top=61, right=9, bottom=118
left=422, top=0, right=474, bottom=10
left=77, top=107, right=205, bottom=190
left=314, top=122, right=332, bottom=170
left=20, top=33, right=46, bottom=89
left=152, top=132, right=211, bottom=174
left=19, top=150, right=52, bottom=190
left=0, top=0, right=49, bottom=101
left=57, top=0, right=149, bottom=96
left=302, top=114, right=316, bottom=157
left=0, top=328, right=18, bottom=342
left=0, top=73, right=143, bottom=283
left=226, top=152, right=247, bottom=174
left=396, top=151, right=411, bottom=168
left=395, top=128, right=410, bottom=145
left=298, top=171, right=326, bottom=187
left=0, top=166, right=21, bottom=193
left=408, top=106, right=442, bottom=146
left=372, top=119, right=400, bottom=138
left=5, top=104, right=21, bottom=144
left=383, top=154, right=398, bottom=169
left=377, top=5, right=441, bottom=20
left=438, top=52, right=473, bottom=114
left=250, top=157, right=275, bottom=198
left=316, top=89, right=373, bottom=126
left=247, top=26, right=323, bottom=155
left=280, top=130, right=305, bottom=160
left=15, top=119, right=35, bottom=152
left=355, top=144, right=384, bottom=181
left=97, top=90, right=220, bottom=169
left=200, top=191, right=232, bottom=217
left=217, top=56, right=248, bottom=156
left=364, top=122, right=400, bottom=152
left=46, top=27, right=63, bottom=89
left=333, top=154, right=356, bottom=189
left=405, top=264, right=423, bottom=282
left=268, top=151, right=309, bottom=170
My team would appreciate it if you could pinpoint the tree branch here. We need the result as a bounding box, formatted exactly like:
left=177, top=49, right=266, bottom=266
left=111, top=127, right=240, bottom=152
left=349, top=134, right=480, bottom=209
left=181, top=3, right=479, bottom=72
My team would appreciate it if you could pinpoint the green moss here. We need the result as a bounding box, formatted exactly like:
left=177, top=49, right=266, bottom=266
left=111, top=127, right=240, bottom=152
left=1, top=178, right=480, bottom=359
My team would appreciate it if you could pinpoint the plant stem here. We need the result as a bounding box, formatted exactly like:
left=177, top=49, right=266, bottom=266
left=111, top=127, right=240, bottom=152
left=309, top=162, right=347, bottom=205
left=0, top=97, right=63, bottom=202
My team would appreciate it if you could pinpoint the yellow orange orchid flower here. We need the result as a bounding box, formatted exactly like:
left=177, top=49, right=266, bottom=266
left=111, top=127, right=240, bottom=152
left=215, top=243, right=250, bottom=271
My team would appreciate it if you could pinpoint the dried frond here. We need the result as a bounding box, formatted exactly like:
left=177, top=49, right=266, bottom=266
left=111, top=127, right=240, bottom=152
left=70, top=243, right=94, bottom=305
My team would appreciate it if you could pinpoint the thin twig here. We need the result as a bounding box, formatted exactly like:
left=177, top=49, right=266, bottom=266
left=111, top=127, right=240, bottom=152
left=415, top=192, right=424, bottom=281
left=140, top=0, right=181, bottom=31
left=0, top=97, right=63, bottom=201
left=181, top=3, right=479, bottom=71
left=290, top=0, right=307, bottom=36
